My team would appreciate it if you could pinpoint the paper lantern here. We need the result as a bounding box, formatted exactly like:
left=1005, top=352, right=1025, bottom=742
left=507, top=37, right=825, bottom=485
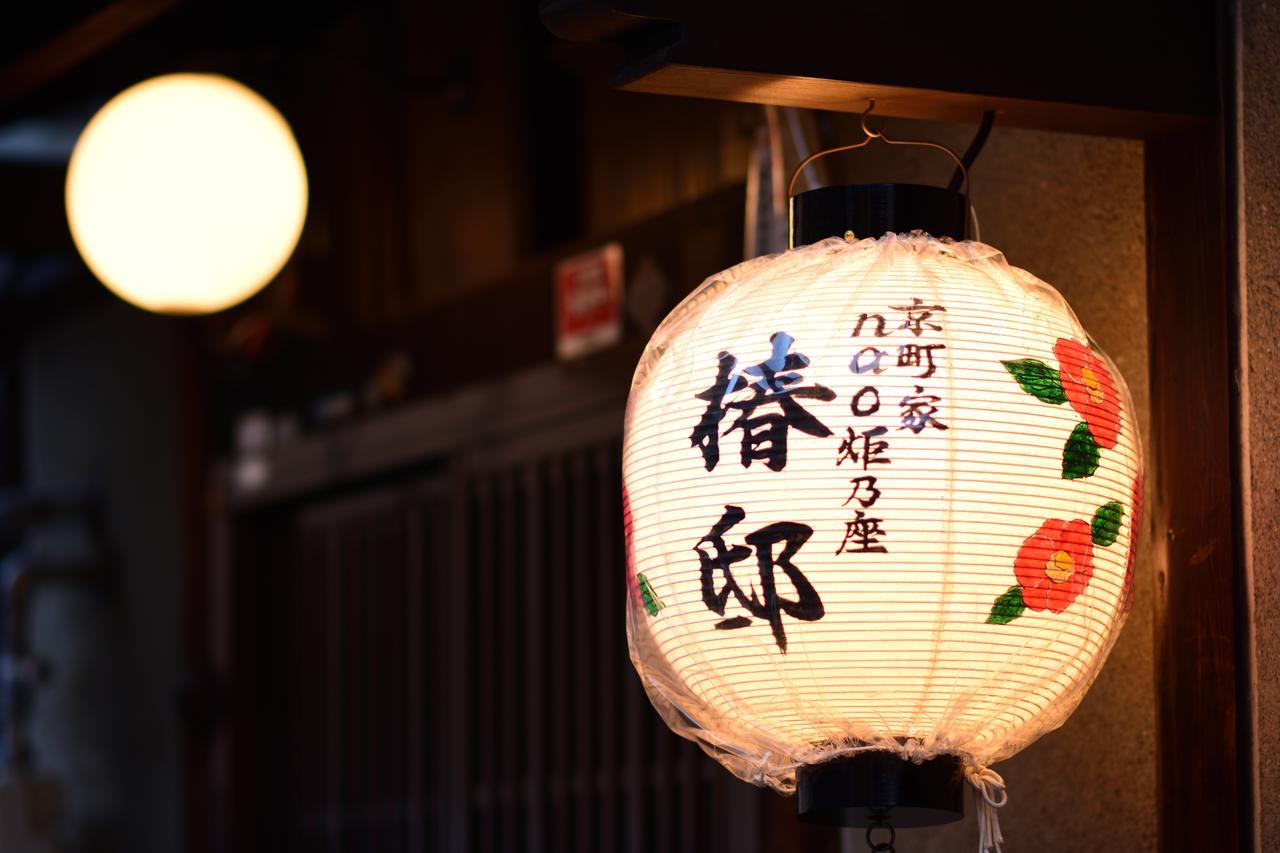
left=66, top=73, right=308, bottom=315
left=623, top=231, right=1142, bottom=845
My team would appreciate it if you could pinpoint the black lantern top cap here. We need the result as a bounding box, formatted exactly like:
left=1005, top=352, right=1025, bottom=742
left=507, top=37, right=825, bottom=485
left=789, top=182, right=970, bottom=246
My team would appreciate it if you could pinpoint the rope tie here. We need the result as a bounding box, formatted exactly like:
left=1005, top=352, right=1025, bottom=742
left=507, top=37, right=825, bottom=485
left=749, top=751, right=773, bottom=786
left=964, top=763, right=1007, bottom=853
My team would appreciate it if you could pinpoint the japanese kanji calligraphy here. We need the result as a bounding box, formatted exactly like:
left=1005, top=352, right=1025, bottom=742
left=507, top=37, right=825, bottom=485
left=690, top=332, right=835, bottom=472
left=695, top=505, right=823, bottom=652
left=838, top=296, right=951, bottom=555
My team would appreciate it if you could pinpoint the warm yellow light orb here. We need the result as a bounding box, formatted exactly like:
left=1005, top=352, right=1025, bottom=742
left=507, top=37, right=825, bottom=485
left=65, top=73, right=308, bottom=315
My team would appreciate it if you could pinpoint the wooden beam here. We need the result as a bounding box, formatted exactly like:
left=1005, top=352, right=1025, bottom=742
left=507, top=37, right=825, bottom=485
left=543, top=0, right=1216, bottom=137
left=0, top=0, right=181, bottom=109
left=616, top=67, right=1196, bottom=139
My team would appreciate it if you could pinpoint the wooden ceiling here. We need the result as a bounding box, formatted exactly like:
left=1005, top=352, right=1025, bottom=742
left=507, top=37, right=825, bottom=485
left=541, top=0, right=1219, bottom=138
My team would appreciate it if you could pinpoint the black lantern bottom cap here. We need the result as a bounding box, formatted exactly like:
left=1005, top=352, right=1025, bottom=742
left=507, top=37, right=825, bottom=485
left=795, top=752, right=965, bottom=828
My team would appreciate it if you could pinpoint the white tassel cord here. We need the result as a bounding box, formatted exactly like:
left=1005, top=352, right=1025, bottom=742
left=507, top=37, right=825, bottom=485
left=965, top=763, right=1008, bottom=853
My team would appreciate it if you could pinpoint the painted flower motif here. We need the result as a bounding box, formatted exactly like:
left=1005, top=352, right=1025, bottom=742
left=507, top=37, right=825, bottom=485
left=989, top=500, right=1130, bottom=625
left=1001, top=339, right=1126, bottom=480
left=1013, top=518, right=1096, bottom=613
left=1053, top=338, right=1122, bottom=450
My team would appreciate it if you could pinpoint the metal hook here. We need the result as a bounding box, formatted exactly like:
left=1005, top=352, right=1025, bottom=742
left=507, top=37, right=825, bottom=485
left=787, top=99, right=971, bottom=202
left=859, top=100, right=885, bottom=140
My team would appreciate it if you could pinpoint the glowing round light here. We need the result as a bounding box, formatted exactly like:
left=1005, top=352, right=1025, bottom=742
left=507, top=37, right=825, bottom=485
left=624, top=233, right=1142, bottom=796
left=65, top=73, right=308, bottom=315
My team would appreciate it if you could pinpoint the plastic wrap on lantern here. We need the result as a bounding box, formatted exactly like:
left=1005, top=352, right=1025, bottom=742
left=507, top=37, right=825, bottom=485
left=623, top=232, right=1143, bottom=795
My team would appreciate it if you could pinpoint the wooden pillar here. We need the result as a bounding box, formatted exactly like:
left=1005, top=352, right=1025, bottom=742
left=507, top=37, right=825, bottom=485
left=1145, top=116, right=1252, bottom=849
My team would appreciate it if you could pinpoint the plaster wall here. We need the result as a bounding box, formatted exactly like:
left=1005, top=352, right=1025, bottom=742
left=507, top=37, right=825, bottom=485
left=1242, top=0, right=1280, bottom=848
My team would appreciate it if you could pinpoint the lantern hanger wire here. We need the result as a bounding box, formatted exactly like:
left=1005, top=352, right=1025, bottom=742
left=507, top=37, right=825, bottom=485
left=787, top=100, right=987, bottom=241
left=787, top=100, right=970, bottom=198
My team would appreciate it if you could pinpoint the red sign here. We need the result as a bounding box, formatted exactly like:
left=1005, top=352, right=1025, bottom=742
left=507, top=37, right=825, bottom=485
left=555, top=242, right=624, bottom=360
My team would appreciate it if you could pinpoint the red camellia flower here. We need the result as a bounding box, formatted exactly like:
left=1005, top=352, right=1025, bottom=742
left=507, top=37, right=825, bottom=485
left=1014, top=518, right=1095, bottom=613
left=1054, top=337, right=1122, bottom=449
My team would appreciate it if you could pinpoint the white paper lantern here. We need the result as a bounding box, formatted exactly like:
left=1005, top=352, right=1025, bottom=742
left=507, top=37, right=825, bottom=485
left=623, top=232, right=1142, bottom=840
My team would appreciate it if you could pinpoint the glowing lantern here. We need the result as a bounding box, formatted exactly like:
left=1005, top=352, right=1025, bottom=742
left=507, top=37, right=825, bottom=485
left=65, top=73, right=308, bottom=315
left=623, top=226, right=1142, bottom=847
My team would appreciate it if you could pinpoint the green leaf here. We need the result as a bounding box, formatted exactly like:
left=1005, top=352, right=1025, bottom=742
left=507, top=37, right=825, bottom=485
left=1091, top=501, right=1125, bottom=546
left=1063, top=421, right=1101, bottom=479
left=1001, top=359, right=1068, bottom=404
left=987, top=585, right=1027, bottom=624
left=637, top=573, right=665, bottom=617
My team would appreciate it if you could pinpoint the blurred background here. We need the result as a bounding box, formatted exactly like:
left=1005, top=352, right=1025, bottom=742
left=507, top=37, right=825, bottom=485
left=0, top=1, right=1167, bottom=851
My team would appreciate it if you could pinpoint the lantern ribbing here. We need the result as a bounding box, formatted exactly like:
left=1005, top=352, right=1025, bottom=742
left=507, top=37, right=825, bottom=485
left=623, top=232, right=1142, bottom=848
